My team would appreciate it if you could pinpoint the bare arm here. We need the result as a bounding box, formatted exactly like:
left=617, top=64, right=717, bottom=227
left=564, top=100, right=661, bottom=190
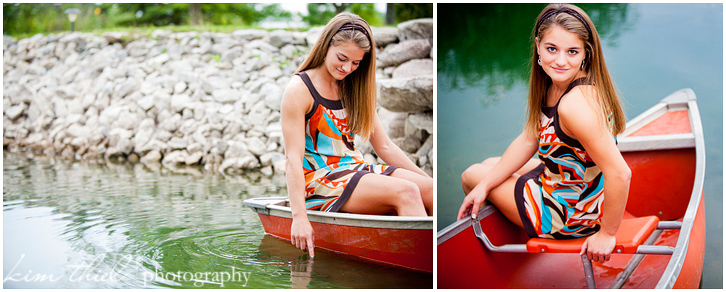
left=457, top=130, right=539, bottom=220
left=280, top=76, right=316, bottom=257
left=368, top=113, right=430, bottom=177
left=559, top=87, right=631, bottom=263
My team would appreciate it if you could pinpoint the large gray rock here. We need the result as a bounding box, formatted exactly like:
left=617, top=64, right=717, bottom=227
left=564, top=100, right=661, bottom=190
left=170, top=93, right=193, bottom=113
left=372, top=26, right=399, bottom=46
left=5, top=104, right=26, bottom=121
left=305, top=26, right=324, bottom=47
left=377, top=39, right=431, bottom=67
left=219, top=155, right=260, bottom=173
left=377, top=107, right=407, bottom=139
left=407, top=111, right=433, bottom=135
left=232, top=29, right=268, bottom=40
left=113, top=78, right=140, bottom=100
left=162, top=150, right=188, bottom=166
left=378, top=77, right=433, bottom=112
left=246, top=137, right=267, bottom=157
left=212, top=89, right=240, bottom=104
left=269, top=30, right=295, bottom=48
left=398, top=18, right=433, bottom=44
left=392, top=58, right=433, bottom=79
left=260, top=83, right=283, bottom=111
left=102, top=32, right=128, bottom=44
left=245, top=40, right=279, bottom=52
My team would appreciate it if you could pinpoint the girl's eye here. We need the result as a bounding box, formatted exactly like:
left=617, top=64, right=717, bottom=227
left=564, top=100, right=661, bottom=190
left=568, top=50, right=579, bottom=55
left=338, top=56, right=346, bottom=62
left=352, top=62, right=360, bottom=66
left=547, top=47, right=556, bottom=53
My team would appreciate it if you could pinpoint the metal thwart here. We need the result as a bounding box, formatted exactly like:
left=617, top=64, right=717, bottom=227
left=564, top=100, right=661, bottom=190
left=470, top=217, right=678, bottom=289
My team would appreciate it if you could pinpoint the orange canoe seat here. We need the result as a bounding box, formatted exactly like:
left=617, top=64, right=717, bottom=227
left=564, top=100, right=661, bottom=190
left=526, top=216, right=660, bottom=254
left=472, top=212, right=677, bottom=289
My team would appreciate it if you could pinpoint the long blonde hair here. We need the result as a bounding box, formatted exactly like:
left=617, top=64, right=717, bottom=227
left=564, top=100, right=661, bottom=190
left=526, top=4, right=625, bottom=137
left=296, top=12, right=377, bottom=141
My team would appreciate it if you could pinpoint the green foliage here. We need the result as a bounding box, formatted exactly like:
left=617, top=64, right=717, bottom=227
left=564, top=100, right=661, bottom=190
left=302, top=3, right=383, bottom=27
left=302, top=3, right=337, bottom=26
left=106, top=3, right=188, bottom=27
left=2, top=3, right=290, bottom=37
left=201, top=3, right=290, bottom=26
left=395, top=3, right=433, bottom=23
left=350, top=4, right=384, bottom=27
left=4, top=3, right=80, bottom=36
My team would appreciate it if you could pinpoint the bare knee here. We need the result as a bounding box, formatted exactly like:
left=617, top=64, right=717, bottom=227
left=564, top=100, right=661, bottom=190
left=395, top=181, right=421, bottom=204
left=461, top=165, right=478, bottom=190
left=419, top=177, right=433, bottom=195
left=482, top=157, right=501, bottom=166
left=392, top=181, right=426, bottom=216
left=461, top=162, right=494, bottom=194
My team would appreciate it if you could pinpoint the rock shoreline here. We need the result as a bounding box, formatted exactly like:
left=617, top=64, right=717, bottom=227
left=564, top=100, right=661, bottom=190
left=3, top=19, right=434, bottom=176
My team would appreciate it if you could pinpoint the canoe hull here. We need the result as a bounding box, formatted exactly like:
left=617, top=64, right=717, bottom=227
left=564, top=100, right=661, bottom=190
left=673, top=195, right=705, bottom=288
left=256, top=213, right=434, bottom=273
left=245, top=197, right=433, bottom=273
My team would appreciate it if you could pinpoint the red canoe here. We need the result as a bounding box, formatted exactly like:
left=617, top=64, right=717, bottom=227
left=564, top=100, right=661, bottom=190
left=244, top=197, right=433, bottom=273
left=437, top=88, right=705, bottom=288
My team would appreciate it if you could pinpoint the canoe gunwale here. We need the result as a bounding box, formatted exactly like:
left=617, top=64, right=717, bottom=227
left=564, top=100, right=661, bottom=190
left=653, top=90, right=705, bottom=288
left=243, top=197, right=433, bottom=230
left=436, top=205, right=497, bottom=245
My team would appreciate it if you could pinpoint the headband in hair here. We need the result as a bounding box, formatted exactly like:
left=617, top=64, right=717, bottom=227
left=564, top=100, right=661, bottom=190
left=338, top=23, right=370, bottom=39
left=535, top=8, right=592, bottom=40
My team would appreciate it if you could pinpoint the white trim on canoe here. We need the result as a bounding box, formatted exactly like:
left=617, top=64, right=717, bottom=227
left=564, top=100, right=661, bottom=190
left=655, top=89, right=705, bottom=288
left=617, top=89, right=697, bottom=152
left=244, top=197, right=433, bottom=230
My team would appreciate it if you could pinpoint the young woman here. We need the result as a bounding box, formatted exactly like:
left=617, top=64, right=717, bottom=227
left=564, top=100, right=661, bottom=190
left=281, top=12, right=433, bottom=257
left=457, top=4, right=631, bottom=264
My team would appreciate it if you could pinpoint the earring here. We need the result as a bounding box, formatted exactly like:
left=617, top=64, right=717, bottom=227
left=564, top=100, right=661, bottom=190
left=581, top=60, right=586, bottom=70
left=537, top=56, right=542, bottom=66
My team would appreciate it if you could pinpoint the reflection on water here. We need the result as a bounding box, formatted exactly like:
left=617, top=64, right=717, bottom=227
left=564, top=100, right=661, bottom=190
left=3, top=152, right=432, bottom=288
left=437, top=3, right=633, bottom=107
left=437, top=3, right=722, bottom=288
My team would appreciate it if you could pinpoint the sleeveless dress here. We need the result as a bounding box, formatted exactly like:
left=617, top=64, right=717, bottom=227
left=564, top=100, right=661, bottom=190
left=515, top=78, right=614, bottom=239
left=296, top=71, right=398, bottom=212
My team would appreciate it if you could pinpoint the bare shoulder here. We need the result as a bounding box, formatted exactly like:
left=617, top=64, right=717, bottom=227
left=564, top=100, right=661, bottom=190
left=281, top=74, right=313, bottom=112
left=283, top=74, right=307, bottom=99
left=558, top=84, right=600, bottom=119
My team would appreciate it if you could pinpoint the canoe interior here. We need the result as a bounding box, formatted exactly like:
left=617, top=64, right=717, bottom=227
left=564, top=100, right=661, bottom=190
left=438, top=100, right=704, bottom=288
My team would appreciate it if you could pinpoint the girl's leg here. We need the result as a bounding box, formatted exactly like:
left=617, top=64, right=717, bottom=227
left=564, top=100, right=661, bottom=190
left=459, top=157, right=540, bottom=227
left=486, top=177, right=524, bottom=228
left=339, top=173, right=428, bottom=216
left=461, top=157, right=540, bottom=194
left=388, top=168, right=433, bottom=215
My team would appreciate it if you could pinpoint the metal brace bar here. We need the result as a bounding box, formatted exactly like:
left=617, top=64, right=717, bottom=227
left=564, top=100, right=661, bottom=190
left=657, top=221, right=682, bottom=230
left=471, top=217, right=674, bottom=289
left=635, top=245, right=675, bottom=255
left=610, top=230, right=663, bottom=288
left=582, top=254, right=596, bottom=289
left=470, top=217, right=528, bottom=253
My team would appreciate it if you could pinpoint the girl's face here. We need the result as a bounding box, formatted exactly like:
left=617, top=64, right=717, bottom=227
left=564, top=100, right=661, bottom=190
left=325, top=40, right=366, bottom=80
left=536, top=25, right=587, bottom=85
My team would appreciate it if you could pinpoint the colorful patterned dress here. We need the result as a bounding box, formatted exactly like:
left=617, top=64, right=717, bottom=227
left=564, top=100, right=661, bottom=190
left=296, top=71, right=397, bottom=212
left=515, top=78, right=614, bottom=239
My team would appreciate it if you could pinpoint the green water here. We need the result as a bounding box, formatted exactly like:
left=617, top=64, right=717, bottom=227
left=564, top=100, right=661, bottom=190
left=437, top=3, right=722, bottom=288
left=2, top=152, right=432, bottom=288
